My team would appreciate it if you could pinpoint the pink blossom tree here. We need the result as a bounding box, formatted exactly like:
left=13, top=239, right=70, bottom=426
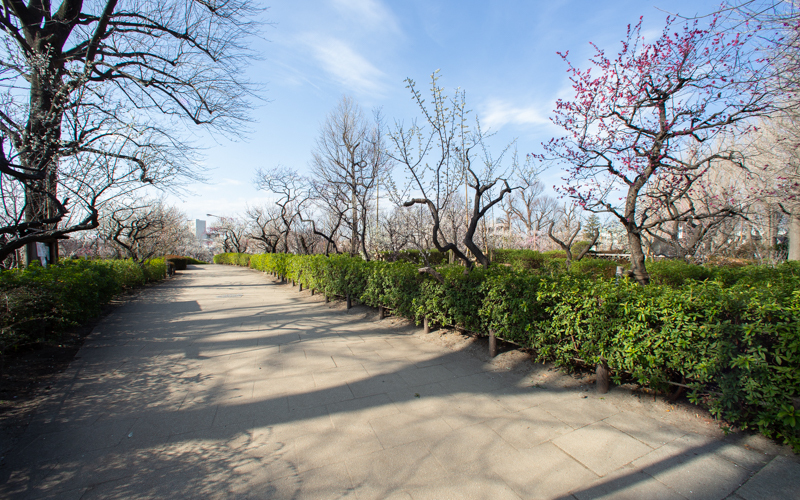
left=544, top=16, right=774, bottom=284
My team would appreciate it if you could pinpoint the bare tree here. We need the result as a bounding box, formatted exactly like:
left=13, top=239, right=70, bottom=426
left=245, top=205, right=281, bottom=253
left=100, top=199, right=191, bottom=262
left=504, top=159, right=555, bottom=250
left=255, top=166, right=311, bottom=253
left=0, top=0, right=261, bottom=266
left=390, top=72, right=517, bottom=271
left=548, top=203, right=598, bottom=265
left=208, top=216, right=249, bottom=254
left=311, top=96, right=391, bottom=260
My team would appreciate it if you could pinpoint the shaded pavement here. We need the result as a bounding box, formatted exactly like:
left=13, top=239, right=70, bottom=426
left=1, top=264, right=798, bottom=499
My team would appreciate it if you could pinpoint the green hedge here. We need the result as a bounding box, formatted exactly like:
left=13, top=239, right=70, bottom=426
left=0, top=258, right=167, bottom=354
left=220, top=252, right=800, bottom=451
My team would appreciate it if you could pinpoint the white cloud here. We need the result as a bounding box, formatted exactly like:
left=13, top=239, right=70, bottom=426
left=301, top=35, right=387, bottom=96
left=329, top=0, right=400, bottom=34
left=480, top=98, right=552, bottom=131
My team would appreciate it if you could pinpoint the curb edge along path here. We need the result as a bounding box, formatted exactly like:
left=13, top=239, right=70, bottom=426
left=0, top=264, right=796, bottom=499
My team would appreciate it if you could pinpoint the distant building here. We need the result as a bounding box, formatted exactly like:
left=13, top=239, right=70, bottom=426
left=194, top=219, right=207, bottom=241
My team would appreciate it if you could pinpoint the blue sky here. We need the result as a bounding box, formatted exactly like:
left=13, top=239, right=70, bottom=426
left=170, top=0, right=725, bottom=222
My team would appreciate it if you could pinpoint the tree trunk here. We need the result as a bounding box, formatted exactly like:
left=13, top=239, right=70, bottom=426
left=628, top=231, right=650, bottom=285
left=789, top=209, right=800, bottom=261
left=23, top=70, right=64, bottom=266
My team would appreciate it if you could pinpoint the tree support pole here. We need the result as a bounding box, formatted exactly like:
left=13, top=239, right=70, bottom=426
left=489, top=329, right=497, bottom=358
left=596, top=361, right=610, bottom=394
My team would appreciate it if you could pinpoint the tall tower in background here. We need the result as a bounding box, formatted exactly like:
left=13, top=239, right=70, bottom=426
left=195, top=219, right=206, bottom=241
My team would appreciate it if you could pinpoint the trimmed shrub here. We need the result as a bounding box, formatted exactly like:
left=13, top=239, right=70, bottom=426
left=214, top=253, right=251, bottom=266
left=569, top=258, right=621, bottom=279
left=0, top=258, right=166, bottom=354
left=164, top=255, right=190, bottom=270
left=378, top=249, right=448, bottom=265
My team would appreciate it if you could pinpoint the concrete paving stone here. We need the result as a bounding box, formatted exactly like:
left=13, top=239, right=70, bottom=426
left=630, top=441, right=755, bottom=500
left=78, top=459, right=241, bottom=499
left=484, top=442, right=600, bottom=499
left=13, top=418, right=138, bottom=464
left=375, top=348, right=425, bottom=362
left=293, top=352, right=339, bottom=371
left=553, top=422, right=655, bottom=476
left=27, top=446, right=167, bottom=499
left=327, top=393, right=400, bottom=429
left=571, top=469, right=688, bottom=500
left=312, top=365, right=371, bottom=389
left=266, top=462, right=356, bottom=499
left=712, top=443, right=774, bottom=472
left=152, top=404, right=219, bottom=435
left=264, top=404, right=334, bottom=441
left=411, top=354, right=451, bottom=369
left=487, top=405, right=574, bottom=450
left=360, top=357, right=414, bottom=377
left=292, top=424, right=384, bottom=472
left=538, top=393, right=621, bottom=428
left=345, top=441, right=447, bottom=500
left=410, top=393, right=511, bottom=430
left=406, top=475, right=523, bottom=500
left=735, top=455, right=800, bottom=500
left=369, top=411, right=454, bottom=449
left=331, top=350, right=384, bottom=368
left=222, top=442, right=301, bottom=494
left=429, top=422, right=518, bottom=473
left=210, top=380, right=255, bottom=403
left=397, top=364, right=458, bottom=387
left=0, top=460, right=59, bottom=499
left=305, top=344, right=357, bottom=361
left=602, top=412, right=688, bottom=448
left=213, top=397, right=291, bottom=427
left=438, top=371, right=513, bottom=395
left=286, top=382, right=355, bottom=410
left=386, top=382, right=452, bottom=412
left=347, top=339, right=395, bottom=355
left=488, top=385, right=554, bottom=412
left=252, top=373, right=316, bottom=399
left=115, top=417, right=173, bottom=451
left=348, top=372, right=411, bottom=399
left=277, top=341, right=307, bottom=354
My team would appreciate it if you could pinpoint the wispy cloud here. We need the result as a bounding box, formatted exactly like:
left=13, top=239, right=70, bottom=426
left=480, top=98, right=552, bottom=131
left=329, top=0, right=401, bottom=34
left=300, top=34, right=387, bottom=96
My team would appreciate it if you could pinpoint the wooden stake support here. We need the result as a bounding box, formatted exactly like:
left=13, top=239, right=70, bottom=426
left=423, top=317, right=429, bottom=334
left=596, top=362, right=610, bottom=394
left=346, top=294, right=352, bottom=310
left=378, top=305, right=385, bottom=319
left=489, top=329, right=497, bottom=358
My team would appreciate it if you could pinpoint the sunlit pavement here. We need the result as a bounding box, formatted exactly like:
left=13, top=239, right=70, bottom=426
left=1, top=264, right=798, bottom=499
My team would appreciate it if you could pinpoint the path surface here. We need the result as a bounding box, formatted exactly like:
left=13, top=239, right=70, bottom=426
left=1, top=264, right=798, bottom=499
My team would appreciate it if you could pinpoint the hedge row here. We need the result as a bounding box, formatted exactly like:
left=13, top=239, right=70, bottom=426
left=0, top=258, right=167, bottom=354
left=215, top=252, right=800, bottom=451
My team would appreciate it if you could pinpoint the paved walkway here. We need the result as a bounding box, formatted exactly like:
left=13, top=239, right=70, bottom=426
left=1, top=265, right=798, bottom=499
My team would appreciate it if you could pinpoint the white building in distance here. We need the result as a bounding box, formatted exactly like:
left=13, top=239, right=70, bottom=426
left=194, top=219, right=207, bottom=241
